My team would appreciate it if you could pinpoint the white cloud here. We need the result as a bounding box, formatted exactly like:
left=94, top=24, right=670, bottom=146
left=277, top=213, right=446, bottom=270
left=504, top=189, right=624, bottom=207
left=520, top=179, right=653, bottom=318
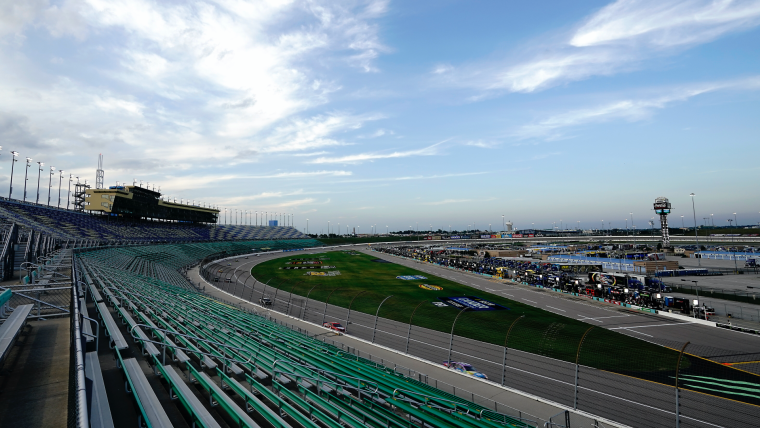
left=309, top=140, right=446, bottom=164
left=571, top=0, right=760, bottom=48
left=332, top=171, right=490, bottom=184
left=249, top=170, right=353, bottom=178
left=513, top=77, right=760, bottom=140
left=423, top=198, right=473, bottom=205
left=465, top=140, right=498, bottom=148
left=0, top=0, right=391, bottom=190
left=440, top=0, right=760, bottom=94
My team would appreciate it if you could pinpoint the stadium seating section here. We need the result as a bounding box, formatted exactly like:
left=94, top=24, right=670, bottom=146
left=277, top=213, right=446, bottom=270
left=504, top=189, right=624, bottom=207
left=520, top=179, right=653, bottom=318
left=0, top=199, right=531, bottom=428
left=74, top=240, right=528, bottom=428
left=0, top=199, right=307, bottom=242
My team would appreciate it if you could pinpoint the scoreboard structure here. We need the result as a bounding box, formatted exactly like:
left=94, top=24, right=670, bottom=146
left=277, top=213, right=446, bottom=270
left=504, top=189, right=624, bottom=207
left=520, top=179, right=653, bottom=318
left=653, top=197, right=672, bottom=247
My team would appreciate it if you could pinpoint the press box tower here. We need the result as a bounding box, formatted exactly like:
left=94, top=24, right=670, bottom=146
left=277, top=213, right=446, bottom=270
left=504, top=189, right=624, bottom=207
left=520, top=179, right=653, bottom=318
left=653, top=197, right=672, bottom=247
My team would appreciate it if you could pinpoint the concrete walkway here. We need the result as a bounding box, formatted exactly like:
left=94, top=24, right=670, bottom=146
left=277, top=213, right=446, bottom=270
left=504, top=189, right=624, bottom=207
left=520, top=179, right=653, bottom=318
left=0, top=317, right=70, bottom=428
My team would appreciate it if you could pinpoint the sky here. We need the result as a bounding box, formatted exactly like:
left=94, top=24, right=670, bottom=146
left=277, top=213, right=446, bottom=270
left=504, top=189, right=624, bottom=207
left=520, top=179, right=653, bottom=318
left=1, top=0, right=759, bottom=233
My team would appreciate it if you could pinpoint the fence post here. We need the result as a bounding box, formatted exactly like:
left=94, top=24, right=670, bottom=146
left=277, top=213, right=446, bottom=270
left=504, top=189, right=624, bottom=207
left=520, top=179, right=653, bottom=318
left=321, top=288, right=341, bottom=326
left=501, top=315, right=524, bottom=386
left=405, top=300, right=428, bottom=354
left=346, top=290, right=369, bottom=328
left=286, top=282, right=302, bottom=316
left=675, top=341, right=690, bottom=428
left=574, top=326, right=595, bottom=410
left=371, top=295, right=394, bottom=344
left=446, top=308, right=469, bottom=367
left=301, top=284, right=320, bottom=320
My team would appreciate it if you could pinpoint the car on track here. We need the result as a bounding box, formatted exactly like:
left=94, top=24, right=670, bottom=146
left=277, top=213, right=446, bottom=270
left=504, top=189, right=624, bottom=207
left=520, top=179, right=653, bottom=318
left=259, top=297, right=273, bottom=306
left=224, top=277, right=232, bottom=283
left=323, top=322, right=345, bottom=333
left=442, top=361, right=488, bottom=379
left=214, top=277, right=219, bottom=282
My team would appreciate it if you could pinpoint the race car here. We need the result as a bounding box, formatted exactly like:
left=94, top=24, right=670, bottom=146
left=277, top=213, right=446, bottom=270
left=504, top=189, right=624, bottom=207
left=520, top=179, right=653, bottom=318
left=259, top=297, right=273, bottom=306
left=442, top=361, right=489, bottom=379
left=322, top=322, right=345, bottom=333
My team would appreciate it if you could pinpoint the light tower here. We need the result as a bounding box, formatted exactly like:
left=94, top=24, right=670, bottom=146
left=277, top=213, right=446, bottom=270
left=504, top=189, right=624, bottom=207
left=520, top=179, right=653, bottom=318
left=653, top=197, right=672, bottom=247
left=95, top=154, right=104, bottom=189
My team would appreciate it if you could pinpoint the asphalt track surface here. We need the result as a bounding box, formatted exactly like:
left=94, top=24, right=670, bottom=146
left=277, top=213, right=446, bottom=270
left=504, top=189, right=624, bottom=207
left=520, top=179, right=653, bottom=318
left=200, top=246, right=760, bottom=428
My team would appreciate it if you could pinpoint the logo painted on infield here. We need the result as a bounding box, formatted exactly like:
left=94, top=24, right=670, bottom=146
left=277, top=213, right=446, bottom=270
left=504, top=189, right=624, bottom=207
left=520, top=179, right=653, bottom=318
left=437, top=296, right=508, bottom=311
left=287, top=261, right=323, bottom=265
left=396, top=275, right=427, bottom=280
left=305, top=271, right=341, bottom=276
left=419, top=284, right=443, bottom=291
left=280, top=266, right=336, bottom=270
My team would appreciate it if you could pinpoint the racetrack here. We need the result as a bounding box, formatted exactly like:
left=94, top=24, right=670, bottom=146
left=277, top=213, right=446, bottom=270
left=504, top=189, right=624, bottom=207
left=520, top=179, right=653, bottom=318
left=202, top=246, right=760, bottom=428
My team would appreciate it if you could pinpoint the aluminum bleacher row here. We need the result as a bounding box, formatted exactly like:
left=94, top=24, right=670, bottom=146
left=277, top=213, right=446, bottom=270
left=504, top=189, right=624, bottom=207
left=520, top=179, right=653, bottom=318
left=0, top=198, right=307, bottom=242
left=73, top=241, right=531, bottom=428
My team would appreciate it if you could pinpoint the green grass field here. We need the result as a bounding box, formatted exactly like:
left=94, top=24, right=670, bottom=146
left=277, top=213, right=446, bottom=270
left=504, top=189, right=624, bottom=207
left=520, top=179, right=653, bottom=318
left=251, top=250, right=695, bottom=382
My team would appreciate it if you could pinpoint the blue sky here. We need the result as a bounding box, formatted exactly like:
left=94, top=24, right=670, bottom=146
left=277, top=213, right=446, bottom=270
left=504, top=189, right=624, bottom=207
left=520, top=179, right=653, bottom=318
left=1, top=0, right=759, bottom=232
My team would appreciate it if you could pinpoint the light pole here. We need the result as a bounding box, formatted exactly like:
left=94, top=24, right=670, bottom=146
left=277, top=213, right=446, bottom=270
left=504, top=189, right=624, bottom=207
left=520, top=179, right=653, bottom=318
left=67, top=174, right=72, bottom=209
left=8, top=151, right=18, bottom=199
left=306, top=219, right=309, bottom=235
left=47, top=166, right=54, bottom=205
left=57, top=170, right=64, bottom=207
left=729, top=218, right=739, bottom=273
left=35, top=161, right=43, bottom=204
left=690, top=193, right=701, bottom=267
left=23, top=157, right=32, bottom=202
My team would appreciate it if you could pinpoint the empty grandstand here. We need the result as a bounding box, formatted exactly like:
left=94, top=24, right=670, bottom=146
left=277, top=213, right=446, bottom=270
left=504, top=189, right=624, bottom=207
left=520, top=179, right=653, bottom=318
left=0, top=196, right=546, bottom=428
left=0, top=198, right=306, bottom=243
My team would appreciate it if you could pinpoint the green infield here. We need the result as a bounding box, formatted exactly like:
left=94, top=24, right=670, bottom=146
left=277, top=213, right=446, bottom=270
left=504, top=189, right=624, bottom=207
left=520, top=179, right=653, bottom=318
left=250, top=250, right=702, bottom=383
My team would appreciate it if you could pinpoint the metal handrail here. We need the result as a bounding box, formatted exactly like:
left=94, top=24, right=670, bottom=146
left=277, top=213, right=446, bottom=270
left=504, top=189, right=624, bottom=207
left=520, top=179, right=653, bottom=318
left=391, top=388, right=471, bottom=415
left=544, top=410, right=570, bottom=428
left=272, top=359, right=381, bottom=396
left=80, top=315, right=100, bottom=351
left=128, top=323, right=252, bottom=370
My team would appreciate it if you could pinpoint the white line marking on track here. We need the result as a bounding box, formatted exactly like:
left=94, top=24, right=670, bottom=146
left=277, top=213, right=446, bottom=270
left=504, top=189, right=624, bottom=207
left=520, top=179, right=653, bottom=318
left=610, top=322, right=686, bottom=330
left=522, top=299, right=537, bottom=304
left=577, top=315, right=631, bottom=322
left=624, top=329, right=654, bottom=337
left=502, top=293, right=514, bottom=297
left=545, top=306, right=566, bottom=312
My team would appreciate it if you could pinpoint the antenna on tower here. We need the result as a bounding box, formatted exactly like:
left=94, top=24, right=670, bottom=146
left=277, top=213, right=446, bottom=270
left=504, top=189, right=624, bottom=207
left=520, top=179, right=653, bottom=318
left=96, top=154, right=104, bottom=189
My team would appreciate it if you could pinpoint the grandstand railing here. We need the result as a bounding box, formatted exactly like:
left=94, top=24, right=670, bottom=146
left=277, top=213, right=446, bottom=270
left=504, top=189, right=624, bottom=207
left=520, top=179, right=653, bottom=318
left=0, top=223, right=17, bottom=280
left=67, top=256, right=88, bottom=428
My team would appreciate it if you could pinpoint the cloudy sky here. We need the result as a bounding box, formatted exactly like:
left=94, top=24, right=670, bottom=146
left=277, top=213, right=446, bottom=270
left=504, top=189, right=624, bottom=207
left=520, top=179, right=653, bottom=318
left=1, top=0, right=759, bottom=232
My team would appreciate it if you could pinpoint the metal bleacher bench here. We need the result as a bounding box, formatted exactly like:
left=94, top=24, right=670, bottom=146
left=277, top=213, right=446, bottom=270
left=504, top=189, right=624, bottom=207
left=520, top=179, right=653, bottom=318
left=122, top=358, right=173, bottom=428
left=96, top=302, right=128, bottom=350
left=0, top=303, right=34, bottom=368
left=85, top=351, right=115, bottom=428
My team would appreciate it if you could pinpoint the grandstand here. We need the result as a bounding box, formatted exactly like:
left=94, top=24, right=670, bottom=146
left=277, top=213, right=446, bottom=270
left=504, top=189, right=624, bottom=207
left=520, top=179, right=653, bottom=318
left=0, top=198, right=539, bottom=428
left=0, top=198, right=306, bottom=243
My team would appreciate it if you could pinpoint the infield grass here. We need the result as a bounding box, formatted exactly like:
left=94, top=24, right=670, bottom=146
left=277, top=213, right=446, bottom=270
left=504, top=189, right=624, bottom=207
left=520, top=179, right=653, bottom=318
left=249, top=250, right=698, bottom=381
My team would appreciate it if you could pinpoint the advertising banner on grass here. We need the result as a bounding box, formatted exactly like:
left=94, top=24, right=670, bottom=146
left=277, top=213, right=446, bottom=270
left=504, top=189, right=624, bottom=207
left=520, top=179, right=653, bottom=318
left=437, top=296, right=509, bottom=311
